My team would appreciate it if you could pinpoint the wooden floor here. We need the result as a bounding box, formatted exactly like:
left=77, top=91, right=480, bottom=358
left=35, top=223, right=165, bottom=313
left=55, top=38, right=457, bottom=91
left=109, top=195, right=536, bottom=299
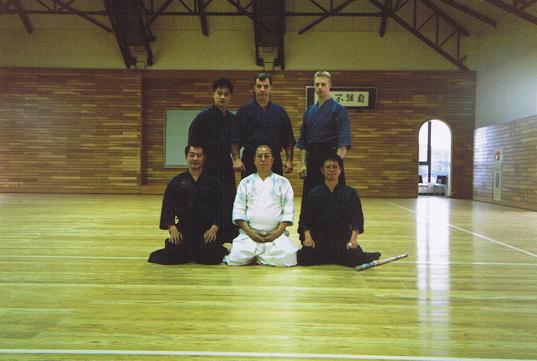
left=1, top=193, right=536, bottom=361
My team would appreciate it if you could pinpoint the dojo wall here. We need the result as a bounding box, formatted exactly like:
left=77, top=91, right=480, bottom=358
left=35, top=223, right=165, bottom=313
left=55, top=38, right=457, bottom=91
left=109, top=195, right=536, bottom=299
left=474, top=19, right=537, bottom=129
left=473, top=116, right=537, bottom=211
left=1, top=68, right=475, bottom=197
left=471, top=17, right=537, bottom=211
left=0, top=68, right=142, bottom=194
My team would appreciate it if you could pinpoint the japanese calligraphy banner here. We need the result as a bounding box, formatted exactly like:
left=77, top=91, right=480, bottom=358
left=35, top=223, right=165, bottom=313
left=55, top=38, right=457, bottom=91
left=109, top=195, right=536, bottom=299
left=306, top=86, right=377, bottom=110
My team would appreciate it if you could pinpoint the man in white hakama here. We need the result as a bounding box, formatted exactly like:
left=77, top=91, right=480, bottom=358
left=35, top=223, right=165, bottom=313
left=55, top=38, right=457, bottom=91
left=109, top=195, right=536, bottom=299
left=225, top=145, right=298, bottom=266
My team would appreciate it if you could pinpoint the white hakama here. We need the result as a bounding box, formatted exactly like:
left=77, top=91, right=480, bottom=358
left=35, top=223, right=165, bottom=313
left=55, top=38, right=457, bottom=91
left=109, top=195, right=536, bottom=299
left=225, top=173, right=298, bottom=267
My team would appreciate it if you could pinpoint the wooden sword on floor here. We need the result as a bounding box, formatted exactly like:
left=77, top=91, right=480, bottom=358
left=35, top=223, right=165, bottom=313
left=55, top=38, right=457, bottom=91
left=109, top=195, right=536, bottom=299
left=355, top=253, right=408, bottom=271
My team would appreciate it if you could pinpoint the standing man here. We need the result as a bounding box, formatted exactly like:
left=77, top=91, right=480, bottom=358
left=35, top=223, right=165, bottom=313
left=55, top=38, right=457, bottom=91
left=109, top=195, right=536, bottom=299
left=188, top=78, right=237, bottom=241
left=225, top=145, right=298, bottom=267
left=297, top=155, right=381, bottom=267
left=148, top=145, right=228, bottom=265
left=297, top=71, right=352, bottom=236
left=231, top=72, right=295, bottom=178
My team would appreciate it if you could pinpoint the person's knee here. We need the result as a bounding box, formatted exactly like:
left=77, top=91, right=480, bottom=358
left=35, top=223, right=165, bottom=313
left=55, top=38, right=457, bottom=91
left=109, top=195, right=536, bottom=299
left=198, top=243, right=227, bottom=265
left=224, top=248, right=255, bottom=265
left=224, top=237, right=257, bottom=266
left=224, top=254, right=252, bottom=266
left=297, top=247, right=320, bottom=266
left=199, top=257, right=223, bottom=265
left=268, top=252, right=297, bottom=267
left=340, top=248, right=378, bottom=268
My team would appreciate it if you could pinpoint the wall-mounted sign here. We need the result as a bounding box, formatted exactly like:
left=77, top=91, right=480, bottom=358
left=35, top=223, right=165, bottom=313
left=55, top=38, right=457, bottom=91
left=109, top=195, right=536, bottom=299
left=306, top=86, right=377, bottom=110
left=494, top=148, right=503, bottom=164
left=493, top=147, right=503, bottom=201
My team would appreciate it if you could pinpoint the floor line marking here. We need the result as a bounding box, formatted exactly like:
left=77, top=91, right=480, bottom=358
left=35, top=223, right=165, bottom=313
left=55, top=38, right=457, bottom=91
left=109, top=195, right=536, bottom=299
left=0, top=255, right=147, bottom=260
left=0, top=349, right=534, bottom=361
left=392, top=203, right=537, bottom=259
left=412, top=261, right=537, bottom=266
left=0, top=256, right=536, bottom=267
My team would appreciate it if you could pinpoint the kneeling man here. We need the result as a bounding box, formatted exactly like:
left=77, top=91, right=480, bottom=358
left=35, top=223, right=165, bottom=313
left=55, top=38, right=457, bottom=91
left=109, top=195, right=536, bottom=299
left=148, top=145, right=228, bottom=265
left=297, top=155, right=381, bottom=267
left=225, top=145, right=298, bottom=267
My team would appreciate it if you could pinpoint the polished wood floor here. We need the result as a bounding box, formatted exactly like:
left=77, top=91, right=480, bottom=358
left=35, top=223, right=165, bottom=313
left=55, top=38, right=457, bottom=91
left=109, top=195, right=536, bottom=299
left=1, top=194, right=536, bottom=361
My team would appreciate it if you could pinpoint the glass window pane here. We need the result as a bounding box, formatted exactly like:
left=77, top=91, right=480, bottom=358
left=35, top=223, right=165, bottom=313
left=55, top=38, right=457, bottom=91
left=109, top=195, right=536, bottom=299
left=430, top=120, right=451, bottom=183
left=419, top=164, right=429, bottom=183
left=419, top=122, right=429, bottom=163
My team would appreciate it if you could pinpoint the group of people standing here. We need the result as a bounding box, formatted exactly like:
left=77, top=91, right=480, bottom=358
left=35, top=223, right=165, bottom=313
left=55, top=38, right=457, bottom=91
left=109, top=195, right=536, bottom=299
left=148, top=71, right=380, bottom=268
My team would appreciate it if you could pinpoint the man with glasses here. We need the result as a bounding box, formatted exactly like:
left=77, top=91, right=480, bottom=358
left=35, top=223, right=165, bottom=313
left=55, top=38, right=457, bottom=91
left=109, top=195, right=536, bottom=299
left=297, top=70, right=351, bottom=239
left=231, top=72, right=296, bottom=178
left=297, top=155, right=381, bottom=267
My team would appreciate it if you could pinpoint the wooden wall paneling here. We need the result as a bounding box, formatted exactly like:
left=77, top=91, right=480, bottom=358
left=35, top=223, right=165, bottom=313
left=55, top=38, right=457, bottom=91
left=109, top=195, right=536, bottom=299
left=473, top=116, right=537, bottom=211
left=142, top=70, right=476, bottom=198
left=0, top=68, right=142, bottom=194
left=1, top=68, right=476, bottom=198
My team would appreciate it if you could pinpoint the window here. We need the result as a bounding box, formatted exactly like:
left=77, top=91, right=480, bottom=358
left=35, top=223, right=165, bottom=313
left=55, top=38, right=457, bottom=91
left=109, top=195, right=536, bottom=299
left=418, top=120, right=452, bottom=195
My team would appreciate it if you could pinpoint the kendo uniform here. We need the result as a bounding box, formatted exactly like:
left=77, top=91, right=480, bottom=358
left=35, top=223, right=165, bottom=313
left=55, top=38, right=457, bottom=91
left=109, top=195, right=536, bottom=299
left=148, top=171, right=228, bottom=265
left=188, top=105, right=238, bottom=241
left=232, top=100, right=296, bottom=178
left=297, top=98, right=352, bottom=238
left=224, top=172, right=298, bottom=267
left=297, top=184, right=381, bottom=267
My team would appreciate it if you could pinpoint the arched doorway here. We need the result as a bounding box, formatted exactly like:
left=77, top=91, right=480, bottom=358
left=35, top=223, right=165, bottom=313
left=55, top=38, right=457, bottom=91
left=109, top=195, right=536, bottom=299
left=418, top=119, right=452, bottom=197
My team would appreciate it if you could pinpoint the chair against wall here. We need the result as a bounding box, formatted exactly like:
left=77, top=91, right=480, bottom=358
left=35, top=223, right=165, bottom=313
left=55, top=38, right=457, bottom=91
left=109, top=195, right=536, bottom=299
left=434, top=175, right=448, bottom=196
left=418, top=175, right=433, bottom=195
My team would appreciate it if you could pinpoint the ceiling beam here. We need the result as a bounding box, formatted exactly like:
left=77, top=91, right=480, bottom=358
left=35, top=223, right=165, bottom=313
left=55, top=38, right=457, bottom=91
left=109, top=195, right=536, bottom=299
left=55, top=0, right=78, bottom=12
left=0, top=0, right=16, bottom=13
left=104, top=0, right=153, bottom=68
left=308, top=0, right=329, bottom=13
left=370, top=0, right=468, bottom=70
left=484, top=0, right=537, bottom=25
left=226, top=0, right=254, bottom=20
left=13, top=0, right=33, bottom=33
left=197, top=0, right=209, bottom=36
left=147, top=0, right=174, bottom=25
left=393, top=0, right=411, bottom=13
left=298, top=0, right=355, bottom=34
left=253, top=0, right=286, bottom=69
left=437, top=0, right=496, bottom=27
left=379, top=0, right=392, bottom=37
left=177, top=0, right=193, bottom=12
left=1, top=3, right=381, bottom=18
left=50, top=0, right=112, bottom=32
left=276, top=0, right=286, bottom=69
left=287, top=11, right=381, bottom=16
left=135, top=0, right=154, bottom=67
left=520, top=0, right=537, bottom=10
left=103, top=0, right=136, bottom=69
left=419, top=0, right=470, bottom=36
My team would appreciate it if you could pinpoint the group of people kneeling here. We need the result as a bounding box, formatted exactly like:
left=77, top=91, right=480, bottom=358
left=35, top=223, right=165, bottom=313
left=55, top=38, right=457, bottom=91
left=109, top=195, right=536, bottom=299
left=148, top=144, right=381, bottom=268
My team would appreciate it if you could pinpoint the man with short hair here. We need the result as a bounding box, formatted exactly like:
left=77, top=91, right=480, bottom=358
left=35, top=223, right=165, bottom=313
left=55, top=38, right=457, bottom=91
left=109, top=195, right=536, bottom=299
left=225, top=144, right=298, bottom=267
left=188, top=78, right=237, bottom=241
left=297, top=155, right=381, bottom=267
left=231, top=72, right=295, bottom=178
left=297, top=71, right=352, bottom=238
left=148, top=145, right=228, bottom=265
